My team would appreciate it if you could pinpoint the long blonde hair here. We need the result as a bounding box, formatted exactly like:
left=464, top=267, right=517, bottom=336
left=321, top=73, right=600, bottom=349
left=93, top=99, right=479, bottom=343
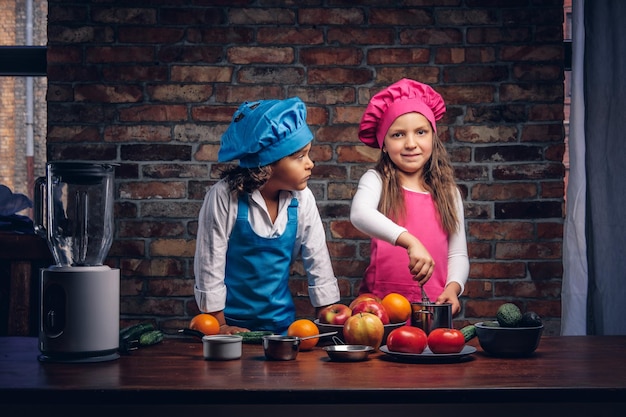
left=375, top=134, right=460, bottom=235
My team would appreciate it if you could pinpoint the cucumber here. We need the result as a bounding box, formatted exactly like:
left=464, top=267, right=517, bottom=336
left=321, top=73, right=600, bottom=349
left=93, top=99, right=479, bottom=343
left=119, top=322, right=156, bottom=353
left=460, top=324, right=476, bottom=342
left=233, top=330, right=273, bottom=344
left=139, top=330, right=164, bottom=346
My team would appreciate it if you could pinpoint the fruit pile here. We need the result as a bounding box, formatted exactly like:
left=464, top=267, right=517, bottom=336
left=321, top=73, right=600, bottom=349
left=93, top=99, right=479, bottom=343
left=318, top=293, right=412, bottom=349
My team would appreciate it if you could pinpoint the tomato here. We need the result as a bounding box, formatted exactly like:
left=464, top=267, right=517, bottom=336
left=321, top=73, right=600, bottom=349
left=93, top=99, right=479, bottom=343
left=386, top=326, right=428, bottom=354
left=427, top=328, right=465, bottom=354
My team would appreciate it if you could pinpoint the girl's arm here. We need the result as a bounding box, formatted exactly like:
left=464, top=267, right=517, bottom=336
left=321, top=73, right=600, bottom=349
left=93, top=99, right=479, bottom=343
left=350, top=169, right=434, bottom=283
left=350, top=169, right=407, bottom=243
left=436, top=189, right=470, bottom=315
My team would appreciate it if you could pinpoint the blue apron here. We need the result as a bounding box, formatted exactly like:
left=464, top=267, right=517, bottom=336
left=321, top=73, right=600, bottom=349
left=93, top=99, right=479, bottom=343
left=223, top=194, right=298, bottom=334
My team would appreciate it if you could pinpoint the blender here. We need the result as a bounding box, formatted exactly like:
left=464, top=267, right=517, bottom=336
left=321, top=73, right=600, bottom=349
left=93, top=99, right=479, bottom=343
left=34, top=162, right=120, bottom=363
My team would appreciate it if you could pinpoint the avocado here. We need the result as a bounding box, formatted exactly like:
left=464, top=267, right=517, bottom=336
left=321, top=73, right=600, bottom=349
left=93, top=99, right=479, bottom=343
left=496, top=303, right=522, bottom=327
left=520, top=311, right=543, bottom=327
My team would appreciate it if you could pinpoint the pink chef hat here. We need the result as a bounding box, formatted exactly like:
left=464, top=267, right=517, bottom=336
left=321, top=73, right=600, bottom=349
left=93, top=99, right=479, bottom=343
left=358, top=79, right=446, bottom=149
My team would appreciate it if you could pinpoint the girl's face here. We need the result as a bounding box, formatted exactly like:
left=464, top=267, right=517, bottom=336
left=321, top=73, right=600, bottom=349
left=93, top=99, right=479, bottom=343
left=265, top=143, right=314, bottom=192
left=382, top=112, right=433, bottom=178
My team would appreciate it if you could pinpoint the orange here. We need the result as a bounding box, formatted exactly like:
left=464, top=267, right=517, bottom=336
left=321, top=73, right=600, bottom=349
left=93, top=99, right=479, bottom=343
left=189, top=313, right=220, bottom=335
left=381, top=292, right=412, bottom=323
left=287, top=318, right=319, bottom=351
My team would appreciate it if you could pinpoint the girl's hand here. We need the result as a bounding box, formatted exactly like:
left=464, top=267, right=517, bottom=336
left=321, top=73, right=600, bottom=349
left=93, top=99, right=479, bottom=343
left=436, top=283, right=462, bottom=316
left=407, top=241, right=435, bottom=284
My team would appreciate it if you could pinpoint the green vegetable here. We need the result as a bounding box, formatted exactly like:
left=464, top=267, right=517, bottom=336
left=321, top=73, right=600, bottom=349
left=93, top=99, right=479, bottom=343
left=460, top=325, right=476, bottom=342
left=496, top=303, right=522, bottom=327
left=139, top=330, right=164, bottom=346
left=234, top=330, right=273, bottom=344
left=481, top=320, right=500, bottom=327
left=520, top=311, right=543, bottom=327
left=119, top=322, right=156, bottom=353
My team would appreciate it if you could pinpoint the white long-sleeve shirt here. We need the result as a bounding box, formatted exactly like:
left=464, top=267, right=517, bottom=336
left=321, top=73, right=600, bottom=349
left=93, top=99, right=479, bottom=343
left=194, top=179, right=340, bottom=313
left=350, top=169, right=469, bottom=294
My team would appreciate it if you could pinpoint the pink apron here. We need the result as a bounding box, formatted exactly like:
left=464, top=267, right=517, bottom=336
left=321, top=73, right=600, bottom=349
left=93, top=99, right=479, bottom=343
left=360, top=189, right=448, bottom=303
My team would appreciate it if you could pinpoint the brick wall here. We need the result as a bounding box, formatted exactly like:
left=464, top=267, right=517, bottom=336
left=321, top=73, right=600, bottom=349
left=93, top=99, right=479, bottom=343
left=46, top=0, right=565, bottom=336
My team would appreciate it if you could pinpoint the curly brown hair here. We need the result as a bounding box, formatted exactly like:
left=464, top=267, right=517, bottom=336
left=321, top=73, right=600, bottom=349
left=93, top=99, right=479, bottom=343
left=375, top=134, right=460, bottom=235
left=221, top=165, right=273, bottom=194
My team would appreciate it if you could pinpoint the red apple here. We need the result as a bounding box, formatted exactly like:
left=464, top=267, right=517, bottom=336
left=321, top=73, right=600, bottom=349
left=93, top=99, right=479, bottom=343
left=318, top=303, right=352, bottom=325
left=351, top=300, right=390, bottom=325
left=387, top=326, right=428, bottom=354
left=349, top=293, right=382, bottom=310
left=343, top=312, right=385, bottom=349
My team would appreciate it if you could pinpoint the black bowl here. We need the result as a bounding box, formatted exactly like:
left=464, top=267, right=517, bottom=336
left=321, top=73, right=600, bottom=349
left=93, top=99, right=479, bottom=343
left=475, top=321, right=543, bottom=357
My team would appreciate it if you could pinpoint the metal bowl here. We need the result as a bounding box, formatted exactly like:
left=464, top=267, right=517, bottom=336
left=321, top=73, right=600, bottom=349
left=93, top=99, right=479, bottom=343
left=262, top=335, right=300, bottom=361
left=323, top=344, right=375, bottom=362
left=475, top=321, right=544, bottom=357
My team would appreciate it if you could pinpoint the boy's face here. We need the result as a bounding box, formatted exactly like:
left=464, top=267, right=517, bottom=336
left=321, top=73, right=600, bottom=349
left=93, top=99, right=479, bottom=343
left=382, top=112, right=433, bottom=177
left=266, top=143, right=314, bottom=192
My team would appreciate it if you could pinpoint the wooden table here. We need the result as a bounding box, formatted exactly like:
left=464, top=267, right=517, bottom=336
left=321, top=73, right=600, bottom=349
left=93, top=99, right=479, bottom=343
left=0, top=233, right=52, bottom=336
left=1, top=336, right=624, bottom=417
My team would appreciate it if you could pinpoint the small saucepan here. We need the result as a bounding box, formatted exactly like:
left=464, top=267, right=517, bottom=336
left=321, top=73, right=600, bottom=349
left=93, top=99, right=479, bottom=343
left=262, top=331, right=337, bottom=361
left=410, top=302, right=452, bottom=334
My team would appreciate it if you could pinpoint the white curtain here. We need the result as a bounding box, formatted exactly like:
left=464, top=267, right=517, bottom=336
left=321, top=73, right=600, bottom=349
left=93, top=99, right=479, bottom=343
left=561, top=0, right=587, bottom=336
left=562, top=0, right=626, bottom=335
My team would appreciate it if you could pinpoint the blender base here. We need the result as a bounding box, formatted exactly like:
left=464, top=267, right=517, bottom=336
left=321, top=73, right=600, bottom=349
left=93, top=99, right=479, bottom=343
left=38, top=349, right=120, bottom=363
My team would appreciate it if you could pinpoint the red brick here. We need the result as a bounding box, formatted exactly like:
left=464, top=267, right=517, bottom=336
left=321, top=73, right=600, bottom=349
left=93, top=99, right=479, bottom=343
left=400, top=28, right=463, bottom=45
left=85, top=46, right=154, bottom=63
left=258, top=28, right=324, bottom=45
left=227, top=46, right=294, bottom=64
left=119, top=181, right=186, bottom=199
left=336, top=145, right=379, bottom=164
left=300, top=47, right=363, bottom=66
left=495, top=242, right=562, bottom=260
left=370, top=8, right=433, bottom=25
left=366, top=48, right=430, bottom=65
left=327, top=28, right=394, bottom=45
left=104, top=125, right=171, bottom=143
left=468, top=221, right=535, bottom=241
left=118, top=105, right=188, bottom=122
left=228, top=8, right=295, bottom=25
left=299, top=8, right=364, bottom=25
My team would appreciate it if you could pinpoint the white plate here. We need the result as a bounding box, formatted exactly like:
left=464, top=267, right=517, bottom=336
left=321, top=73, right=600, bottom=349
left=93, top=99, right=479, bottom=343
left=379, top=345, right=476, bottom=363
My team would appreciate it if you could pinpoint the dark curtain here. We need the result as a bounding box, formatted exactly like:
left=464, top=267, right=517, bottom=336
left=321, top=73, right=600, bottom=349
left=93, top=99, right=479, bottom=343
left=584, top=0, right=626, bottom=334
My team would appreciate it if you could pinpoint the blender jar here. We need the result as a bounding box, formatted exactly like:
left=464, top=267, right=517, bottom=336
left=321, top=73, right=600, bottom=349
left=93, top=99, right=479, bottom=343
left=34, top=162, right=116, bottom=266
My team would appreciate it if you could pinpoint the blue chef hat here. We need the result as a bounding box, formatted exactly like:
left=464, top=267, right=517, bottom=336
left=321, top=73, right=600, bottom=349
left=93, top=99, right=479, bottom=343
left=218, top=97, right=314, bottom=168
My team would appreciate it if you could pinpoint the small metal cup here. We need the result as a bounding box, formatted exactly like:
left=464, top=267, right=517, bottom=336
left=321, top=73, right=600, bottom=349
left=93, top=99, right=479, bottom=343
left=262, top=335, right=300, bottom=360
left=411, top=302, right=452, bottom=334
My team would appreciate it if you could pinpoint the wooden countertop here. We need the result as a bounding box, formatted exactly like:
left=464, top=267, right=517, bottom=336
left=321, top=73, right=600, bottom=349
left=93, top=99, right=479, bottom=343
left=1, top=336, right=625, bottom=416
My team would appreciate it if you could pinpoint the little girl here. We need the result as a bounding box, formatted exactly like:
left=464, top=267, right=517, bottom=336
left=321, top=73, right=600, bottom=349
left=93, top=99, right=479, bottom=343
left=350, top=79, right=469, bottom=315
left=194, top=97, right=340, bottom=334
